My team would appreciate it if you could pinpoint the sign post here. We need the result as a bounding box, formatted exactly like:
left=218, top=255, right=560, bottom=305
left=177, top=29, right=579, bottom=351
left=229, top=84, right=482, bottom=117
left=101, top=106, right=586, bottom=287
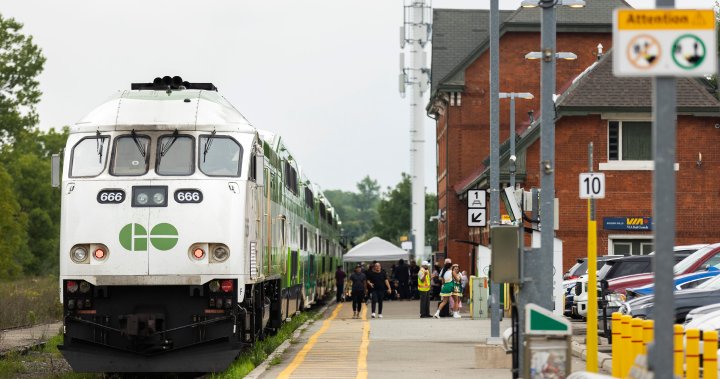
left=613, top=5, right=716, bottom=379
left=613, top=9, right=716, bottom=77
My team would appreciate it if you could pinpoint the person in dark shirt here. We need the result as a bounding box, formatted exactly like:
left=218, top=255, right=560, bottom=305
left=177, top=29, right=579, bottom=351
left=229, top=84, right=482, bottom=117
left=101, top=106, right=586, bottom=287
left=394, top=259, right=410, bottom=300
left=348, top=265, right=367, bottom=319
left=366, top=262, right=391, bottom=318
left=409, top=260, right=420, bottom=300
left=335, top=266, right=346, bottom=303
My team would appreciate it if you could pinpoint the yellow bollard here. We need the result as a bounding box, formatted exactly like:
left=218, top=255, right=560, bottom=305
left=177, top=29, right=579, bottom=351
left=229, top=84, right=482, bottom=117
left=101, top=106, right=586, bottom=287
left=642, top=320, right=654, bottom=356
left=687, top=328, right=700, bottom=379
left=621, top=315, right=633, bottom=377
left=675, top=324, right=685, bottom=379
left=631, top=318, right=643, bottom=366
left=704, top=330, right=718, bottom=379
left=612, top=313, right=622, bottom=377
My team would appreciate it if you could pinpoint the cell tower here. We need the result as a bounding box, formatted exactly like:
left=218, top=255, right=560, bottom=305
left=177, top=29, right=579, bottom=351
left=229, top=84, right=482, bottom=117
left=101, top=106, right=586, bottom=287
left=399, top=0, right=431, bottom=261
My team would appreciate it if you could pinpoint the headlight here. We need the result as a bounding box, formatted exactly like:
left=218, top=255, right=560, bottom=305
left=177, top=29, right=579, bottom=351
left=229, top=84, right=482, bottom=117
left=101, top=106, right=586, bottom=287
left=79, top=281, right=91, bottom=294
left=208, top=280, right=221, bottom=292
left=620, top=303, right=630, bottom=315
left=607, top=293, right=626, bottom=303
left=71, top=246, right=88, bottom=263
left=132, top=186, right=168, bottom=207
left=212, top=246, right=229, bottom=262
left=152, top=193, right=165, bottom=204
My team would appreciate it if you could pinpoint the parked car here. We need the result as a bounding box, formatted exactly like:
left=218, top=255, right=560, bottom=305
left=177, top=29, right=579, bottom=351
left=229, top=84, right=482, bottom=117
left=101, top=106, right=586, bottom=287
left=573, top=254, right=689, bottom=319
left=564, top=256, right=618, bottom=315
left=564, top=258, right=587, bottom=280
left=607, top=243, right=718, bottom=297
left=684, top=303, right=720, bottom=326
left=625, top=270, right=720, bottom=300
left=619, top=274, right=720, bottom=322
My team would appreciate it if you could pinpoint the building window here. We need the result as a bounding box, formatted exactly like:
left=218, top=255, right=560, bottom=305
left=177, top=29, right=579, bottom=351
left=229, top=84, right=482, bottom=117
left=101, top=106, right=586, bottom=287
left=608, top=121, right=651, bottom=161
left=449, top=92, right=461, bottom=106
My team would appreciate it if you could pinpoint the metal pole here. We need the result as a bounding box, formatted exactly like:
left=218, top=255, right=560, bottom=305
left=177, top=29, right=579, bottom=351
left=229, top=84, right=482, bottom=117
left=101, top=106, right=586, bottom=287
left=587, top=142, right=598, bottom=372
left=510, top=96, right=516, bottom=189
left=651, top=3, right=676, bottom=379
left=403, top=0, right=427, bottom=264
left=537, top=0, right=556, bottom=312
left=488, top=0, right=501, bottom=341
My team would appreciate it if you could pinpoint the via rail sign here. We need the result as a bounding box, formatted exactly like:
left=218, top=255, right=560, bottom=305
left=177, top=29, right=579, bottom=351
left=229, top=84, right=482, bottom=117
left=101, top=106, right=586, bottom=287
left=613, top=9, right=717, bottom=77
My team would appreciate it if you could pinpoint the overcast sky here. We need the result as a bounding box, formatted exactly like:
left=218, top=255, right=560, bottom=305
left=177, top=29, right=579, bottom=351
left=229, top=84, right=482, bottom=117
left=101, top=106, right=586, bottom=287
left=0, top=0, right=714, bottom=193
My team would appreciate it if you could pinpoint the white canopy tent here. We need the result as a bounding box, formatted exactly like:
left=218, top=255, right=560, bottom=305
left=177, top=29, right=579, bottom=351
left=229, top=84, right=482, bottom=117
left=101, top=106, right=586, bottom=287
left=343, top=237, right=409, bottom=263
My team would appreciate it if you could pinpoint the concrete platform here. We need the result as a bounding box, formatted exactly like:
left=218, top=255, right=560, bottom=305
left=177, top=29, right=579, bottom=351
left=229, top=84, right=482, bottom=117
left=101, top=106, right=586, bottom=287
left=260, top=300, right=589, bottom=378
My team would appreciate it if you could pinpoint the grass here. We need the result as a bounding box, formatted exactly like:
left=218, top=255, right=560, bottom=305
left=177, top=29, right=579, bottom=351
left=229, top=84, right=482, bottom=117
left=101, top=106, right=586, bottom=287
left=0, top=276, right=62, bottom=329
left=212, top=309, right=318, bottom=379
left=0, top=352, right=25, bottom=378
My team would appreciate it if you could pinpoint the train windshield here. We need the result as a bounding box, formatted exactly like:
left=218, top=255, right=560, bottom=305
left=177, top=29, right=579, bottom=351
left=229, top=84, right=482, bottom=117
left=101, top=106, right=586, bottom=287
left=199, top=135, right=242, bottom=177
left=70, top=135, right=109, bottom=177
left=111, top=134, right=151, bottom=176
left=156, top=134, right=194, bottom=176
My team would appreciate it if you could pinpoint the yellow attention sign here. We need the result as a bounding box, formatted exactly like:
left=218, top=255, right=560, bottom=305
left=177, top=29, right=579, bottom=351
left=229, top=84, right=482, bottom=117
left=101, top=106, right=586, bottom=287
left=617, top=9, right=715, bottom=30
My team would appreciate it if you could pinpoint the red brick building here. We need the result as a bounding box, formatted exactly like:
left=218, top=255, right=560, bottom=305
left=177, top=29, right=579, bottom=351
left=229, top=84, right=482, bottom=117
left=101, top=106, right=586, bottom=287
left=428, top=1, right=720, bottom=272
left=428, top=1, right=621, bottom=271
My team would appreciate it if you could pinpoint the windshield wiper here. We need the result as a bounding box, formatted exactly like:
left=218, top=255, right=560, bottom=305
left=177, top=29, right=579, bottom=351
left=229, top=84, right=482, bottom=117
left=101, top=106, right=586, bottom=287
left=131, top=129, right=146, bottom=157
left=96, top=130, right=105, bottom=163
left=158, top=129, right=179, bottom=164
left=203, top=130, right=216, bottom=162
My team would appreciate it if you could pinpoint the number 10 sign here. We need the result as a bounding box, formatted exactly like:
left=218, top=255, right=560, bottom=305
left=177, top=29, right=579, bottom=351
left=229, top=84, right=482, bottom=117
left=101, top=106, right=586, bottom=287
left=579, top=173, right=605, bottom=199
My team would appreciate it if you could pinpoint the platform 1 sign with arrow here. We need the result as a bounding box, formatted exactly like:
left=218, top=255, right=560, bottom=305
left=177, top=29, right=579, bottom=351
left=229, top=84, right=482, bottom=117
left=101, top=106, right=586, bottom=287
left=613, top=9, right=716, bottom=77
left=467, top=189, right=486, bottom=227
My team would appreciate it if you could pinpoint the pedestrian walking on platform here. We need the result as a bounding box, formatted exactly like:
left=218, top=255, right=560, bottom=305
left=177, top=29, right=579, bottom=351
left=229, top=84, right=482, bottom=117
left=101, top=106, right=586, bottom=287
left=433, top=261, right=454, bottom=319
left=418, top=261, right=432, bottom=317
left=366, top=262, right=391, bottom=318
left=450, top=264, right=463, bottom=318
left=348, top=265, right=367, bottom=319
left=335, top=265, right=346, bottom=303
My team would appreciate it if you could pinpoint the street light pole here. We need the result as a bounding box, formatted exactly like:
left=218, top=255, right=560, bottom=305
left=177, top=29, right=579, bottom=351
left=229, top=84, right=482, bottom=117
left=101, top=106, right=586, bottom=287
left=538, top=1, right=556, bottom=313
left=489, top=0, right=501, bottom=341
left=510, top=96, right=516, bottom=189
left=499, top=92, right=534, bottom=190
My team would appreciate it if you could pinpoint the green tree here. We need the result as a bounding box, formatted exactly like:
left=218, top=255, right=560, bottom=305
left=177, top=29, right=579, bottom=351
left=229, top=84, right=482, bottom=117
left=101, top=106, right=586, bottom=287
left=372, top=174, right=411, bottom=245
left=0, top=162, right=29, bottom=278
left=0, top=14, right=46, bottom=142
left=1, top=128, right=68, bottom=275
left=372, top=173, right=437, bottom=247
left=324, top=176, right=381, bottom=245
left=425, top=192, right=438, bottom=250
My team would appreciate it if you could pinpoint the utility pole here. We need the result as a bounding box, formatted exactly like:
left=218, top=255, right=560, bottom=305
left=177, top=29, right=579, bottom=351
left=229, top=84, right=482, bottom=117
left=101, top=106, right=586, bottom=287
left=400, top=1, right=431, bottom=263
left=488, top=0, right=501, bottom=342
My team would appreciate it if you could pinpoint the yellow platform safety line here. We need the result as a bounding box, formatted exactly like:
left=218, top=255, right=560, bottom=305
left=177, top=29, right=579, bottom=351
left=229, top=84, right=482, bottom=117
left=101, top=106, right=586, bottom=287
left=357, top=307, right=369, bottom=379
left=277, top=303, right=344, bottom=379
left=278, top=302, right=371, bottom=379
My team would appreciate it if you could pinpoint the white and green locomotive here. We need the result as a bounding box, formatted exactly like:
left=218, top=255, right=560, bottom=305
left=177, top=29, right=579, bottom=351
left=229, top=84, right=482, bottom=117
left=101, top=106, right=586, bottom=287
left=55, top=77, right=343, bottom=373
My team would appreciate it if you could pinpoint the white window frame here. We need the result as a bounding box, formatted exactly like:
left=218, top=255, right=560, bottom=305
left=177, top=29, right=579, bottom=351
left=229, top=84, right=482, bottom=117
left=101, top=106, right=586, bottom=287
left=612, top=242, right=633, bottom=256
left=598, top=115, right=679, bottom=171
left=640, top=242, right=654, bottom=255
left=608, top=234, right=653, bottom=255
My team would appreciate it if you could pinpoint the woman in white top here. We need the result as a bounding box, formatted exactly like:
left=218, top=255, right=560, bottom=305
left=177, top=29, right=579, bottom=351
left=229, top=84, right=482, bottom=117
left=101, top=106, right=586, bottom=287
left=433, top=262, right=454, bottom=318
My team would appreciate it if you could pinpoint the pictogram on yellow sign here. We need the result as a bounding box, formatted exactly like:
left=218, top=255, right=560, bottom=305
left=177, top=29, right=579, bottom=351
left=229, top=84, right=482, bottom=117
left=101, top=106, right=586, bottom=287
left=617, top=9, right=715, bottom=30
